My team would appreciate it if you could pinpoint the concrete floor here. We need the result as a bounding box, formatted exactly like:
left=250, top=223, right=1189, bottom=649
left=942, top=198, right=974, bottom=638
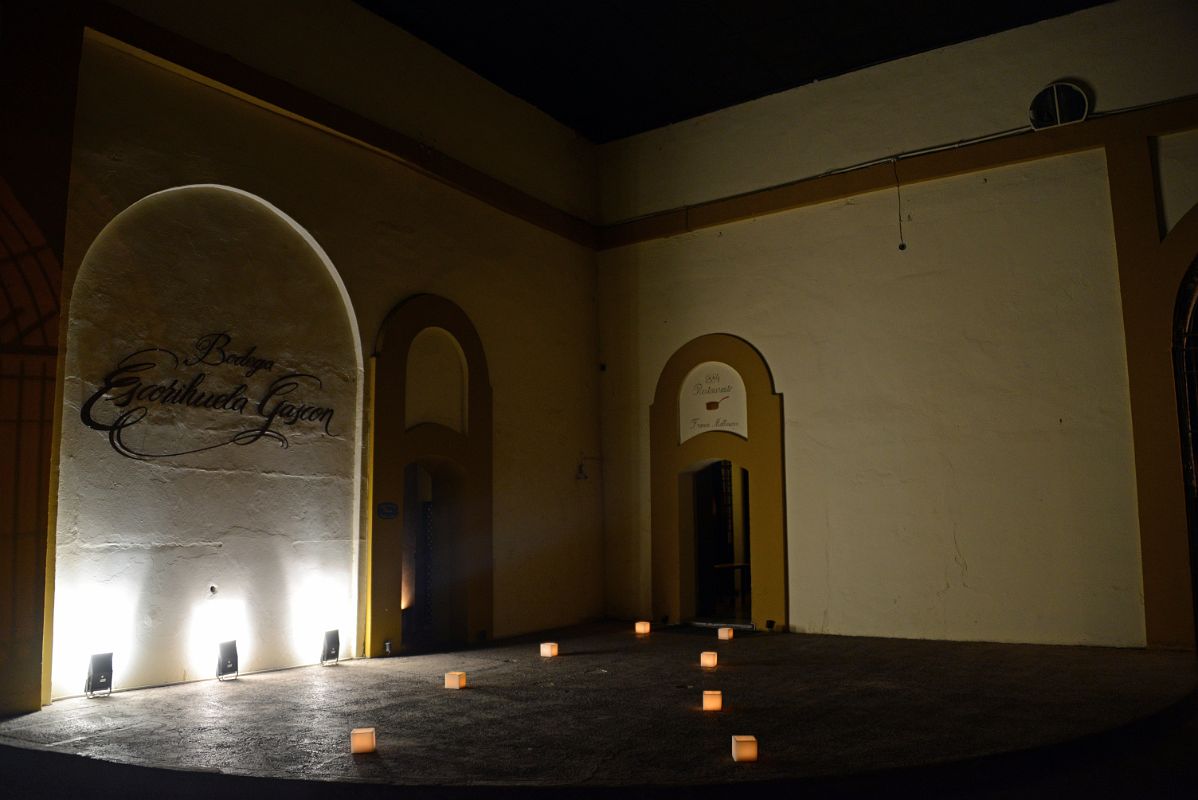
left=1, top=622, right=1195, bottom=798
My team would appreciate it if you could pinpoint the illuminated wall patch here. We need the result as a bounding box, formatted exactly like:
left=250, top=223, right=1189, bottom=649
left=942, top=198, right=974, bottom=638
left=53, top=185, right=361, bottom=697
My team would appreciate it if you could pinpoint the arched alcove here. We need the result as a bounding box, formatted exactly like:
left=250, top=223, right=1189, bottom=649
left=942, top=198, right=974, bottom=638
left=650, top=334, right=786, bottom=631
left=52, top=185, right=362, bottom=696
left=369, top=295, right=492, bottom=654
left=405, top=326, right=468, bottom=434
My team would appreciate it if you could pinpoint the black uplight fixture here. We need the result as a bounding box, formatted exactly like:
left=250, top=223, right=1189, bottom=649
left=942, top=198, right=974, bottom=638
left=217, top=640, right=239, bottom=680
left=85, top=653, right=113, bottom=697
left=321, top=629, right=340, bottom=666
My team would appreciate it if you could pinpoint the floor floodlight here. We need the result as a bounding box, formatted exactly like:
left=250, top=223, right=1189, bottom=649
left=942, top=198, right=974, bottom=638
left=322, top=629, right=340, bottom=665
left=217, top=640, right=239, bottom=680
left=85, top=653, right=113, bottom=697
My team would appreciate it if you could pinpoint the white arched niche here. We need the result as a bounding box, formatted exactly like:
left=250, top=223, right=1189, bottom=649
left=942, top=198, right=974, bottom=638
left=52, top=185, right=363, bottom=696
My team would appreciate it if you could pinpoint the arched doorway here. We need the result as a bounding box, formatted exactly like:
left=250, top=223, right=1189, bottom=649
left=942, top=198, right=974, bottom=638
left=1172, top=254, right=1198, bottom=646
left=650, top=334, right=786, bottom=631
left=368, top=295, right=492, bottom=654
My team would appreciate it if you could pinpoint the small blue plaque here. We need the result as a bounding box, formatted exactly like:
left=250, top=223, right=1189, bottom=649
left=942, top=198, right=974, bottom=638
left=376, top=502, right=398, bottom=519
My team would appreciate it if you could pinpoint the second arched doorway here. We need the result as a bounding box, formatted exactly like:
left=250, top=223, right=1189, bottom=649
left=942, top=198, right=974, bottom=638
left=650, top=334, right=787, bottom=631
left=368, top=295, right=492, bottom=654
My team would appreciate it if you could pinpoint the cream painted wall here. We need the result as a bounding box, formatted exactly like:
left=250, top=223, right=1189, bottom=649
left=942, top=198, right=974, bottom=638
left=598, top=151, right=1146, bottom=646
left=108, top=0, right=597, bottom=221
left=1158, top=129, right=1198, bottom=235
left=598, top=0, right=1198, bottom=222
left=60, top=37, right=604, bottom=683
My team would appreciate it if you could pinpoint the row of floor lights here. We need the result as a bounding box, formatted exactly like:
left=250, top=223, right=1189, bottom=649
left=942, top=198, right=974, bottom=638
left=350, top=622, right=758, bottom=763
left=90, top=625, right=754, bottom=764
left=86, top=628, right=344, bottom=698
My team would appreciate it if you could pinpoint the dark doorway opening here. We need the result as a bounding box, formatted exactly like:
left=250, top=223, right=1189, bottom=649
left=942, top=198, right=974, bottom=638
left=692, top=460, right=751, bottom=624
left=1172, top=256, right=1198, bottom=647
left=401, top=461, right=468, bottom=651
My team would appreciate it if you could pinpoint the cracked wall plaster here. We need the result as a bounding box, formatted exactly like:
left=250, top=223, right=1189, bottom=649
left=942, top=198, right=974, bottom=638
left=53, top=185, right=360, bottom=697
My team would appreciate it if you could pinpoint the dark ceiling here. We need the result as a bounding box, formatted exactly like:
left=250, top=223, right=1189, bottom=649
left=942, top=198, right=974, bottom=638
left=357, top=1, right=1109, bottom=143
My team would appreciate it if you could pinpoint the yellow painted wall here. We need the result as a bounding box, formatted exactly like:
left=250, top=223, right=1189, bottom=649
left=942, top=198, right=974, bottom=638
left=599, top=151, right=1148, bottom=646
left=107, top=0, right=597, bottom=221
left=61, top=34, right=604, bottom=667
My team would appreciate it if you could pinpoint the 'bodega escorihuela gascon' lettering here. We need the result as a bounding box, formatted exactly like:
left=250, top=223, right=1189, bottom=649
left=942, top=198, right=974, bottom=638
left=81, top=332, right=337, bottom=460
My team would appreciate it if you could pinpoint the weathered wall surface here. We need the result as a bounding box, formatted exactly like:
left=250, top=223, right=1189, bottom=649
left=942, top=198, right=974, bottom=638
left=53, top=1, right=1196, bottom=693
left=107, top=0, right=597, bottom=221
left=599, top=151, right=1147, bottom=646
left=598, top=0, right=1198, bottom=222
left=54, top=35, right=603, bottom=694
left=54, top=186, right=361, bottom=696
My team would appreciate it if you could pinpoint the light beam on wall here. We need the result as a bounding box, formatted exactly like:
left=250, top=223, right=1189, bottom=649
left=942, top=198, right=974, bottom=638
left=187, top=596, right=249, bottom=680
left=52, top=583, right=137, bottom=696
left=55, top=183, right=365, bottom=696
left=289, top=572, right=351, bottom=665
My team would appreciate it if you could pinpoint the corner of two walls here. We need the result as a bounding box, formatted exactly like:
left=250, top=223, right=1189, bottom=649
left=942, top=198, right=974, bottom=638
left=52, top=0, right=1198, bottom=692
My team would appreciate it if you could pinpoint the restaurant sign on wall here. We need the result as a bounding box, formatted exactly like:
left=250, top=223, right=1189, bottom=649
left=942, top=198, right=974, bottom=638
left=678, top=361, right=748, bottom=444
left=81, top=331, right=339, bottom=460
